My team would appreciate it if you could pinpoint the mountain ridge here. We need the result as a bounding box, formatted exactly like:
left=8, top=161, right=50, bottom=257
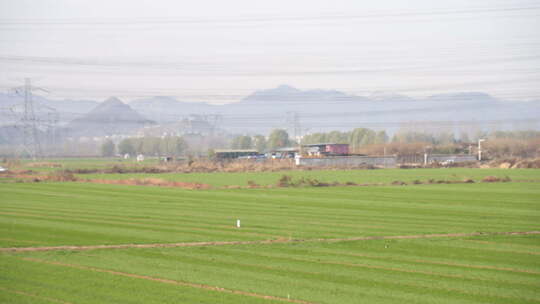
left=66, top=97, right=154, bottom=137
left=2, top=85, right=538, bottom=135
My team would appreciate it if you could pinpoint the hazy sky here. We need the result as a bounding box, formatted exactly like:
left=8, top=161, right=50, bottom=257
left=0, top=0, right=539, bottom=103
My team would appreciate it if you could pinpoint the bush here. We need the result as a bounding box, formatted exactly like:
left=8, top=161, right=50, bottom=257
left=247, top=180, right=260, bottom=188
left=277, top=175, right=293, bottom=187
left=46, top=171, right=77, bottom=182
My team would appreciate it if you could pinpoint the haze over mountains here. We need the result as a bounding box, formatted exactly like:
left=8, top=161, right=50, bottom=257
left=127, top=85, right=540, bottom=133
left=66, top=97, right=154, bottom=137
left=1, top=85, right=539, bottom=136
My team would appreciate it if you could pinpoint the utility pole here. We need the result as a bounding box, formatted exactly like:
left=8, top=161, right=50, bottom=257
left=478, top=139, right=486, bottom=161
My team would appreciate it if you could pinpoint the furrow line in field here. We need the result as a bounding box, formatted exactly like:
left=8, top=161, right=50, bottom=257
left=0, top=210, right=280, bottom=239
left=2, top=230, right=539, bottom=253
left=0, top=286, right=74, bottom=304
left=19, top=257, right=316, bottom=304
left=305, top=248, right=540, bottom=276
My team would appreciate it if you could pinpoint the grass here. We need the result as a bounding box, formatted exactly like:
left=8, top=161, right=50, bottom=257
left=0, top=255, right=281, bottom=304
left=1, top=174, right=539, bottom=303
left=1, top=182, right=539, bottom=247
left=2, top=235, right=539, bottom=304
left=10, top=157, right=160, bottom=173
left=77, top=168, right=540, bottom=187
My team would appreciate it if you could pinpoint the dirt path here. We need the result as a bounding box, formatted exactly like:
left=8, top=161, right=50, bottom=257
left=2, top=230, right=539, bottom=253
left=20, top=257, right=316, bottom=304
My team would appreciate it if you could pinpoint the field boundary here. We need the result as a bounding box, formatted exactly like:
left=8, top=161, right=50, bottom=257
left=2, top=230, right=539, bottom=253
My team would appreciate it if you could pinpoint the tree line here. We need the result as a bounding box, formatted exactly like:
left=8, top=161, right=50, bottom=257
left=101, top=136, right=188, bottom=157
left=230, top=129, right=294, bottom=151
left=228, top=128, right=540, bottom=154
left=101, top=129, right=540, bottom=158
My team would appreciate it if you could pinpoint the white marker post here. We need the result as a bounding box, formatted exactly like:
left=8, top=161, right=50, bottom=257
left=236, top=219, right=241, bottom=228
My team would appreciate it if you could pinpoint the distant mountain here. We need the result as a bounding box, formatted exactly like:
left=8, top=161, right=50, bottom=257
left=425, top=92, right=498, bottom=103
left=129, top=96, right=216, bottom=122
left=367, top=92, right=415, bottom=102
left=66, top=97, right=154, bottom=137
left=3, top=86, right=538, bottom=137
left=0, top=92, right=98, bottom=113
left=240, top=84, right=366, bottom=103
left=125, top=85, right=540, bottom=134
left=0, top=92, right=98, bottom=125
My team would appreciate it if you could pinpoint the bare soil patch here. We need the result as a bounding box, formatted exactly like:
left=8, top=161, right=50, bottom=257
left=84, top=178, right=211, bottom=190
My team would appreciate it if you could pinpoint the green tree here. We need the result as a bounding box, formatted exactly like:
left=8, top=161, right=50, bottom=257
left=134, top=138, right=144, bottom=154
left=172, top=137, right=188, bottom=156
left=231, top=135, right=253, bottom=149
left=327, top=131, right=348, bottom=144
left=374, top=131, right=388, bottom=144
left=118, top=139, right=136, bottom=155
left=301, top=132, right=326, bottom=145
left=349, top=128, right=371, bottom=150
left=159, top=137, right=173, bottom=155
left=459, top=132, right=471, bottom=143
left=101, top=139, right=115, bottom=157
left=253, top=135, right=267, bottom=152
left=268, top=129, right=289, bottom=149
left=436, top=132, right=455, bottom=145
left=142, top=137, right=161, bottom=156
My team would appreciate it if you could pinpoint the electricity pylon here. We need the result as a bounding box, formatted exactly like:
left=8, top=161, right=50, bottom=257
left=11, top=78, right=51, bottom=159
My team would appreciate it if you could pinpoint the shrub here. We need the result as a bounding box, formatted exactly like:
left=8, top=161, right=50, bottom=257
left=277, top=175, right=293, bottom=187
left=247, top=180, right=260, bottom=188
left=46, top=171, right=77, bottom=182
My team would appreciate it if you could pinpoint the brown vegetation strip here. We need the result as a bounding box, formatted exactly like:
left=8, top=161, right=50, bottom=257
left=19, top=257, right=315, bottom=304
left=2, top=231, right=539, bottom=253
left=6, top=170, right=540, bottom=190
left=0, top=286, right=74, bottom=304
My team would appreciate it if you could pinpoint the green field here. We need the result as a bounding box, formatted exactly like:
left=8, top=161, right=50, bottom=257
left=15, top=157, right=160, bottom=173
left=78, top=168, right=540, bottom=187
left=1, top=168, right=540, bottom=303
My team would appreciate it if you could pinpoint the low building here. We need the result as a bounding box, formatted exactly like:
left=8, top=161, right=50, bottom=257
left=425, top=154, right=477, bottom=164
left=268, top=147, right=300, bottom=159
left=302, top=143, right=349, bottom=156
left=296, top=155, right=396, bottom=168
left=214, top=149, right=259, bottom=160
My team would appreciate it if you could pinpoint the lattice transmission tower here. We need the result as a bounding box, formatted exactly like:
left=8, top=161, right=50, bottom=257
left=10, top=78, right=57, bottom=159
